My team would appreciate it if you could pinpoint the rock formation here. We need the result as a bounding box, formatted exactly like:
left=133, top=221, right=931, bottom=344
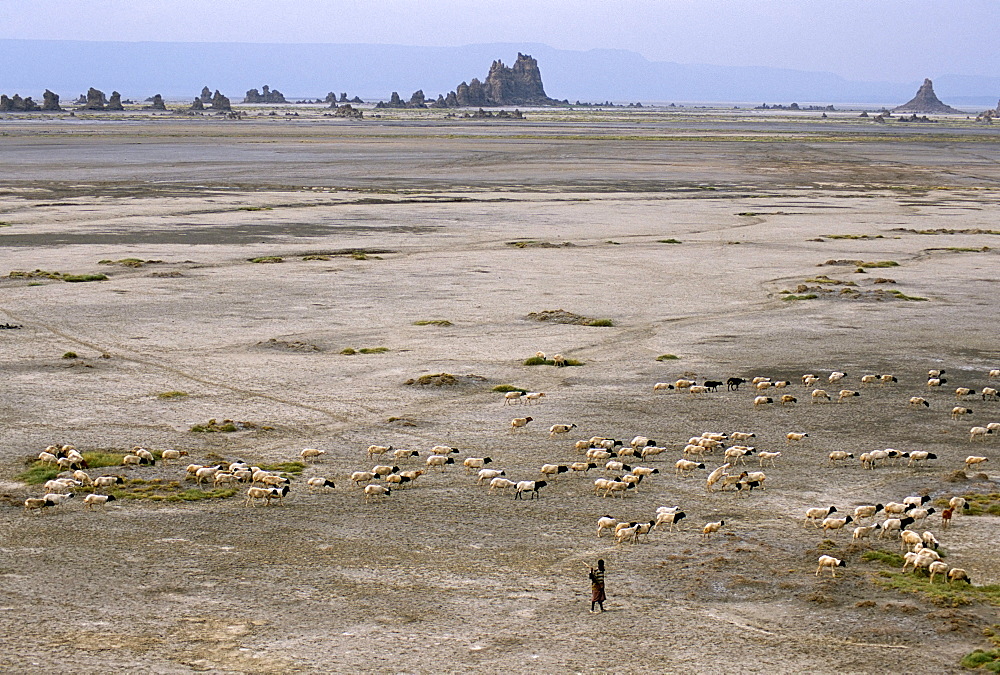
left=200, top=86, right=213, bottom=103
left=190, top=97, right=205, bottom=111
left=330, top=103, right=363, bottom=119
left=146, top=94, right=167, bottom=110
left=107, top=91, right=124, bottom=111
left=0, top=94, right=41, bottom=112
left=42, top=90, right=61, bottom=111
left=244, top=85, right=286, bottom=104
left=893, top=78, right=962, bottom=114
left=82, top=87, right=107, bottom=110
left=210, top=90, right=231, bottom=111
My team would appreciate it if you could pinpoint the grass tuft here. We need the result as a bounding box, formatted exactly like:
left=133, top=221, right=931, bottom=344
left=782, top=294, right=818, bottom=301
left=301, top=254, right=330, bottom=261
left=859, top=260, right=900, bottom=268
left=259, top=461, right=306, bottom=476
left=657, top=239, right=682, bottom=244
left=249, top=256, right=283, bottom=264
left=358, top=347, right=389, bottom=354
left=888, top=290, right=928, bottom=301
left=862, top=550, right=905, bottom=567
left=340, top=347, right=357, bottom=355
left=62, top=351, right=79, bottom=359
left=492, top=384, right=528, bottom=393
left=587, top=318, right=614, bottom=327
left=656, top=354, right=679, bottom=361
left=62, top=273, right=108, bottom=282
left=961, top=649, right=1000, bottom=671
left=238, top=206, right=272, bottom=211
left=157, top=391, right=189, bottom=399
left=413, top=319, right=453, bottom=326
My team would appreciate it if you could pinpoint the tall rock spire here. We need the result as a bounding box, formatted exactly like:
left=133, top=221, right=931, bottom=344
left=893, top=78, right=962, bottom=114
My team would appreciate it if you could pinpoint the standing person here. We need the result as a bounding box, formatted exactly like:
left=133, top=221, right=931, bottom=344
left=589, top=559, right=606, bottom=613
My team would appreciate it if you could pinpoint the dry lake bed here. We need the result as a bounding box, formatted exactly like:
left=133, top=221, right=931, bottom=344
left=1, top=108, right=999, bottom=673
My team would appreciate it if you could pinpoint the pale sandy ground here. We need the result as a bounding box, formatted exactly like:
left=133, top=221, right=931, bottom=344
left=1, top=112, right=999, bottom=673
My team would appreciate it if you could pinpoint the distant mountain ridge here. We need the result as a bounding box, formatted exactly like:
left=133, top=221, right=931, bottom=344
left=0, top=39, right=997, bottom=108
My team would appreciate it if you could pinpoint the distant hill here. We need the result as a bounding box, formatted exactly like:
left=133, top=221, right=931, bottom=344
left=1, top=39, right=998, bottom=108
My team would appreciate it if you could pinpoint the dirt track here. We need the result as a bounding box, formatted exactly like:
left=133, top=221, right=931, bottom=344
left=1, top=110, right=999, bottom=673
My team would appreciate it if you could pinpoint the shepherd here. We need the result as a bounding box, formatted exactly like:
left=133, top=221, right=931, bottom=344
left=589, top=559, right=606, bottom=613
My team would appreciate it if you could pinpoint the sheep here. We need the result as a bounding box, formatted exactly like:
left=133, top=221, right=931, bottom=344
left=160, top=449, right=188, bottom=463
left=965, top=455, right=989, bottom=470
left=878, top=516, right=915, bottom=538
left=43, top=478, right=79, bottom=493
left=969, top=427, right=992, bottom=442
left=743, top=470, right=767, bottom=486
left=524, top=392, right=546, bottom=404
left=194, top=466, right=221, bottom=485
left=909, top=397, right=931, bottom=408
left=653, top=382, right=674, bottom=392
left=673, top=379, right=695, bottom=390
left=244, top=485, right=288, bottom=507
left=828, top=451, right=854, bottom=465
left=822, top=515, right=854, bottom=533
left=701, top=520, right=725, bottom=540
left=586, top=448, right=613, bottom=462
left=675, top=459, right=705, bottom=476
left=534, top=351, right=546, bottom=361
left=718, top=474, right=745, bottom=491
left=927, top=378, right=946, bottom=388
left=838, top=389, right=861, bottom=403
left=259, top=474, right=290, bottom=488
left=991, top=370, right=1000, bottom=379
left=621, top=473, right=644, bottom=492
left=596, top=515, right=618, bottom=537
left=853, top=504, right=884, bottom=521
left=92, top=475, right=124, bottom=488
left=757, top=451, right=781, bottom=468
left=900, top=530, right=924, bottom=552
left=884, top=502, right=915, bottom=516
left=927, top=560, right=949, bottom=583
left=513, top=480, right=547, bottom=500
left=552, top=354, right=566, bottom=367
left=683, top=444, right=707, bottom=458
left=751, top=376, right=770, bottom=385
left=902, top=547, right=941, bottom=572
left=371, top=465, right=400, bottom=479
left=773, top=380, right=791, bottom=388
left=755, top=381, right=773, bottom=391
left=804, top=506, right=837, bottom=528
left=38, top=451, right=59, bottom=465
left=816, top=555, right=846, bottom=577
left=906, top=451, right=937, bottom=466
left=540, top=464, right=569, bottom=479
left=723, top=446, right=754, bottom=465
left=654, top=510, right=687, bottom=532
left=948, top=496, right=969, bottom=513
left=952, top=405, right=977, bottom=421
left=908, top=507, right=935, bottom=523
left=920, top=531, right=940, bottom=550
left=570, top=462, right=598, bottom=474
left=785, top=432, right=809, bottom=444
left=42, top=492, right=74, bottom=507
left=726, top=377, right=745, bottom=391
left=688, top=385, right=709, bottom=396
left=631, top=465, right=660, bottom=478
left=430, top=445, right=460, bottom=455
left=753, top=396, right=773, bottom=407
left=696, top=437, right=723, bottom=451
left=604, top=460, right=631, bottom=474
left=300, top=448, right=326, bottom=462
left=392, top=448, right=420, bottom=460
left=703, top=380, right=723, bottom=392
left=367, top=444, right=393, bottom=458
left=981, top=387, right=999, bottom=401
left=597, top=438, right=624, bottom=450
left=634, top=520, right=657, bottom=543
left=811, top=389, right=831, bottom=403
left=989, top=423, right=1000, bottom=434
left=729, top=431, right=755, bottom=443
left=602, top=480, right=637, bottom=499
left=802, top=375, right=820, bottom=388
left=463, top=457, right=493, bottom=473
left=510, top=417, right=533, bottom=431
left=780, top=394, right=798, bottom=405
left=615, top=522, right=640, bottom=545
left=929, top=369, right=945, bottom=378
left=82, top=494, right=117, bottom=510
left=955, top=387, right=977, bottom=400
left=363, top=484, right=391, bottom=503
left=593, top=477, right=618, bottom=495
left=213, top=472, right=238, bottom=488
left=306, top=477, right=336, bottom=491
left=852, top=525, right=880, bottom=542
left=350, top=471, right=375, bottom=487
left=549, top=424, right=577, bottom=437
left=503, top=391, right=523, bottom=405
left=398, top=469, right=425, bottom=485
left=861, top=374, right=878, bottom=385
left=630, top=436, right=656, bottom=449
left=902, top=495, right=930, bottom=508
left=868, top=449, right=890, bottom=468
left=640, top=446, right=666, bottom=460
left=383, top=474, right=410, bottom=489
left=23, top=497, right=57, bottom=514
left=858, top=453, right=874, bottom=470
left=70, top=470, right=93, bottom=486
left=120, top=454, right=141, bottom=467
left=705, top=463, right=731, bottom=492
left=947, top=568, right=971, bottom=584
left=56, top=456, right=86, bottom=471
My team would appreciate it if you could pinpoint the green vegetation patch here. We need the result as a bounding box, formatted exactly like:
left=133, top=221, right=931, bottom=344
left=98, top=258, right=155, bottom=268
left=62, top=273, right=108, bottom=283
left=526, top=309, right=612, bottom=327
left=961, top=648, right=1000, bottom=672
left=301, top=254, right=330, bottom=261
left=259, top=461, right=306, bottom=476
left=941, top=246, right=991, bottom=253
left=190, top=419, right=272, bottom=433
left=492, top=384, right=528, bottom=393
left=16, top=450, right=131, bottom=485
left=523, top=356, right=585, bottom=367
left=156, top=391, right=189, bottom=399
left=249, top=256, right=284, bottom=264
left=862, top=550, right=905, bottom=567
left=656, top=354, right=680, bottom=361
left=806, top=276, right=856, bottom=286
left=413, top=319, right=453, bottom=326
left=238, top=206, right=273, bottom=211
left=888, top=290, right=929, bottom=301
left=656, top=238, right=682, bottom=244
left=341, top=346, right=389, bottom=355
left=858, top=260, right=900, bottom=268
left=936, top=493, right=1000, bottom=516
left=405, top=373, right=458, bottom=386
left=823, top=234, right=885, bottom=240
left=62, top=351, right=79, bottom=359
left=505, top=240, right=575, bottom=249
left=782, top=294, right=818, bottom=301
left=10, top=270, right=107, bottom=282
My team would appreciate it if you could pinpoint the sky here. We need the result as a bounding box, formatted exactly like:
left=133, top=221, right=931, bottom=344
left=2, top=0, right=997, bottom=83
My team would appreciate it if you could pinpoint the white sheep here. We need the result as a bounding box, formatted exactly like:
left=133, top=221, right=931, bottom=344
left=654, top=510, right=686, bottom=532
left=785, top=432, right=809, bottom=444
left=363, top=484, right=391, bottom=503
left=487, top=477, right=515, bottom=495
left=921, top=531, right=940, bottom=550
left=37, top=451, right=58, bottom=465
left=393, top=448, right=420, bottom=460
left=570, top=462, right=598, bottom=474
left=900, top=530, right=924, bottom=552
left=596, top=515, right=618, bottom=537
left=811, top=389, right=831, bottom=403
left=927, top=560, right=949, bottom=584
left=300, top=448, right=326, bottom=462
left=780, top=394, right=798, bottom=405
left=510, top=417, right=533, bottom=431
left=908, top=397, right=930, bottom=408
left=928, top=369, right=945, bottom=378
left=631, top=465, right=660, bottom=478
left=965, top=455, right=989, bottom=470
left=92, top=475, right=124, bottom=488
left=503, top=391, right=523, bottom=405
left=540, top=464, right=569, bottom=479
left=853, top=504, right=883, bottom=521
left=640, top=446, right=666, bottom=460
left=927, top=378, right=945, bottom=388
left=815, top=555, right=846, bottom=577
left=705, top=463, right=731, bottom=492
left=121, top=455, right=142, bottom=467
left=757, top=451, right=781, bottom=468
left=838, top=389, right=861, bottom=403
left=948, top=568, right=971, bottom=584
left=244, top=485, right=288, bottom=507
left=955, top=387, right=977, bottom=400
left=475, top=468, right=505, bottom=484
left=306, top=477, right=336, bottom=491
left=828, top=451, right=854, bottom=465
left=802, top=374, right=819, bottom=387
left=23, top=497, right=57, bottom=514
left=549, top=423, right=577, bottom=437
left=350, top=471, right=375, bottom=486
left=82, top=494, right=117, bottom=510
left=675, top=459, right=705, bottom=476
left=729, top=431, right=755, bottom=443
left=990, top=369, right=1000, bottom=379
left=42, top=493, right=74, bottom=507
left=586, top=448, right=613, bottom=461
left=906, top=451, right=937, bottom=466
left=615, top=522, right=640, bottom=545
left=653, top=382, right=673, bottom=392
left=160, top=449, right=188, bottom=463
left=463, top=457, right=493, bottom=473
left=701, top=520, right=725, bottom=539
left=968, top=427, right=992, bottom=443
left=828, top=372, right=846, bottom=383
left=524, top=392, right=546, bottom=404
left=982, top=387, right=999, bottom=401
left=367, top=444, right=393, bottom=458
left=804, top=506, right=837, bottom=527
left=753, top=396, right=773, bottom=407
left=852, top=525, right=879, bottom=541
left=513, top=480, right=547, bottom=499
left=426, top=455, right=455, bottom=471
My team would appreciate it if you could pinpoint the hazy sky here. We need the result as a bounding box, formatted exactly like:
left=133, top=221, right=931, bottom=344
left=3, top=0, right=996, bottom=82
